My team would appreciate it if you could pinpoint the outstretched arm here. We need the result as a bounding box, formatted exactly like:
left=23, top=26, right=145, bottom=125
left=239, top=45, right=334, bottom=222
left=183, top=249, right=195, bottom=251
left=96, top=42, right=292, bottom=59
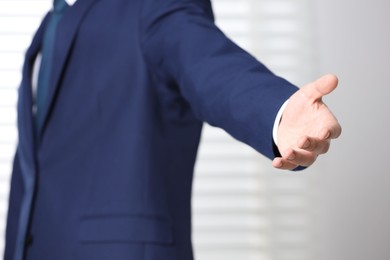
left=272, top=74, right=342, bottom=170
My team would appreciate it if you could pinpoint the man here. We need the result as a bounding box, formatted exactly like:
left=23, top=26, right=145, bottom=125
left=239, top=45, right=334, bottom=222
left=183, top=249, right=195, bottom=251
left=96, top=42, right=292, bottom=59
left=5, top=0, right=341, bottom=259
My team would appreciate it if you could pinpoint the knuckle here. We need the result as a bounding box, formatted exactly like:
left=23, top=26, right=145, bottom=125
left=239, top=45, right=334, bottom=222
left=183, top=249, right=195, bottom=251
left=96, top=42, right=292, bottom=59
left=303, top=153, right=317, bottom=166
left=309, top=139, right=318, bottom=151
left=322, top=142, right=330, bottom=153
left=307, top=156, right=316, bottom=166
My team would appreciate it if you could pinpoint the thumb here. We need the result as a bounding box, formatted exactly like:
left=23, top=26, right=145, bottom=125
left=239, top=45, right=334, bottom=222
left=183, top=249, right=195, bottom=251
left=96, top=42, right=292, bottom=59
left=302, top=74, right=339, bottom=101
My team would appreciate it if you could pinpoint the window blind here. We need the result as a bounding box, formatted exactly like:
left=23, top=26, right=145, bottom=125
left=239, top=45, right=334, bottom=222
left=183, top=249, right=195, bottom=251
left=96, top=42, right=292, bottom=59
left=0, top=1, right=316, bottom=259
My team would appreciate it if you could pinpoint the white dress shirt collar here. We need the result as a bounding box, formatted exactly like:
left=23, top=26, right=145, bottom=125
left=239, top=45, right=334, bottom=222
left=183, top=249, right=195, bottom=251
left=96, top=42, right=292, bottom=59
left=65, top=0, right=77, bottom=6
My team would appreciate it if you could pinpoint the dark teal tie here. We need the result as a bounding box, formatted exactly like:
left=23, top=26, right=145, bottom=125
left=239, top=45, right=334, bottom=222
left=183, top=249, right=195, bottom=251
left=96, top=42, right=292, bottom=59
left=35, top=0, right=69, bottom=134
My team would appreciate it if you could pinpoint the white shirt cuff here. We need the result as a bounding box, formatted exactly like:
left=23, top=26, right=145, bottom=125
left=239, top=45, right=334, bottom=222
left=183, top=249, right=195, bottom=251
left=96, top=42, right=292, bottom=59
left=272, top=99, right=289, bottom=146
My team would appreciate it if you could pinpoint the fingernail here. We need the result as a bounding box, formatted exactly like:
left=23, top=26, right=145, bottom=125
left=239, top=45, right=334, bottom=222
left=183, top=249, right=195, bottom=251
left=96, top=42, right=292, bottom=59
left=273, top=160, right=282, bottom=168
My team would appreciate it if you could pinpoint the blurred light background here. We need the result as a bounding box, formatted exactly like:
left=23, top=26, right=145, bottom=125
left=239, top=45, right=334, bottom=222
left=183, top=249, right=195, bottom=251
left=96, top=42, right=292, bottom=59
left=0, top=0, right=389, bottom=259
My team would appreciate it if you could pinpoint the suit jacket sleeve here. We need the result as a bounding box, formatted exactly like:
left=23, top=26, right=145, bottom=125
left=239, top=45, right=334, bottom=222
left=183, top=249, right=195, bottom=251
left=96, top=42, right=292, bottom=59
left=140, top=0, right=298, bottom=160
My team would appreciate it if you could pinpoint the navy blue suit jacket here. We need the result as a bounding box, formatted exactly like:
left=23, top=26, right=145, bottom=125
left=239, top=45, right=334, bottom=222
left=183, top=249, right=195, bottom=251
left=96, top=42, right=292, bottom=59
left=5, top=0, right=298, bottom=259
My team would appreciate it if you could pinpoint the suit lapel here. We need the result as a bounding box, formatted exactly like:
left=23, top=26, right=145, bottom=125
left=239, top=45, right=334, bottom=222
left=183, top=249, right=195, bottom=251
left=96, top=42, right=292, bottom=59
left=18, top=13, right=50, bottom=160
left=38, top=0, right=99, bottom=139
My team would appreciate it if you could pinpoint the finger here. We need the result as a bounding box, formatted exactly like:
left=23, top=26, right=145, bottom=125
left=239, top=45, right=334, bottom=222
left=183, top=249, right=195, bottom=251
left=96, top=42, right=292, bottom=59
left=302, top=74, right=339, bottom=101
left=298, top=136, right=330, bottom=154
left=272, top=157, right=299, bottom=170
left=283, top=148, right=317, bottom=167
left=319, top=122, right=342, bottom=140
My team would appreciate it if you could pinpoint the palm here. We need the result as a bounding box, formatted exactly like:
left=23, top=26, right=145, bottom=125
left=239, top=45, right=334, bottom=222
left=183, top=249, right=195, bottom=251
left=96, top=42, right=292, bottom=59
left=273, top=75, right=341, bottom=170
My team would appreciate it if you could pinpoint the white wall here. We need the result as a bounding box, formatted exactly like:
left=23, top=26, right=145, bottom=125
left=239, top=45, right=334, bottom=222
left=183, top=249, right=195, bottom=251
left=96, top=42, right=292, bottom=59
left=312, top=0, right=390, bottom=259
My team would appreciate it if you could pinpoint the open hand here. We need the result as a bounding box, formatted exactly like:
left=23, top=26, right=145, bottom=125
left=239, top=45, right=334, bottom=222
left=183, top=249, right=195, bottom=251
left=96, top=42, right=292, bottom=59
left=272, top=74, right=342, bottom=170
